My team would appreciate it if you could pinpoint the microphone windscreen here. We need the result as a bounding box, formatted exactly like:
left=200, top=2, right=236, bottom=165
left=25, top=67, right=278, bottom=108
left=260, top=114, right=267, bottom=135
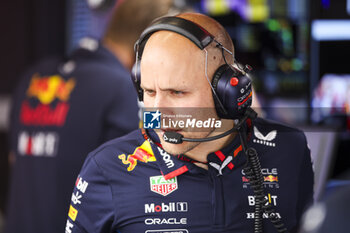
left=163, top=131, right=183, bottom=144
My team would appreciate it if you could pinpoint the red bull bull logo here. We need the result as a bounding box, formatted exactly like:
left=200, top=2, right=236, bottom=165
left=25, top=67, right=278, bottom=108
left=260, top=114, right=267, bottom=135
left=27, top=73, right=76, bottom=104
left=118, top=141, right=156, bottom=171
left=264, top=175, right=278, bottom=182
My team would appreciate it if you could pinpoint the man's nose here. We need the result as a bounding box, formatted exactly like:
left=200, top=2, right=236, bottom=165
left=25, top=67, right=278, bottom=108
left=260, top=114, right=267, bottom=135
left=153, top=92, right=168, bottom=109
left=155, top=93, right=179, bottom=118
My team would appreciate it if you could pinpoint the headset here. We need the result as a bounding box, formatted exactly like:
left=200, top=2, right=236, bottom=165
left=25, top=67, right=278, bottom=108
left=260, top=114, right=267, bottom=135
left=131, top=16, right=253, bottom=120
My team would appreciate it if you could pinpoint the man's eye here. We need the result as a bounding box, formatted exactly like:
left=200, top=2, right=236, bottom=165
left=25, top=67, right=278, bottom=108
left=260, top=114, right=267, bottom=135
left=145, top=90, right=155, bottom=96
left=171, top=91, right=184, bottom=96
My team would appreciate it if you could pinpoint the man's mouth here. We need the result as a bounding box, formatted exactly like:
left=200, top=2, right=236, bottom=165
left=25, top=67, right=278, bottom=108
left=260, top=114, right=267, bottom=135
left=160, top=128, right=182, bottom=137
left=161, top=128, right=181, bottom=132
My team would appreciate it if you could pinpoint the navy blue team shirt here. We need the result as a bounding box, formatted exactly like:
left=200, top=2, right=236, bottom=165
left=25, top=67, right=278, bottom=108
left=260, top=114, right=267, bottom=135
left=5, top=38, right=139, bottom=233
left=66, top=117, right=314, bottom=233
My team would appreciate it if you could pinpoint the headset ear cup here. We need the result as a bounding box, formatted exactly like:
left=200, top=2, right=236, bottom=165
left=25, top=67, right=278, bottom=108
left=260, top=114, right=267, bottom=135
left=131, top=62, right=144, bottom=101
left=211, top=64, right=231, bottom=118
left=211, top=64, right=253, bottom=119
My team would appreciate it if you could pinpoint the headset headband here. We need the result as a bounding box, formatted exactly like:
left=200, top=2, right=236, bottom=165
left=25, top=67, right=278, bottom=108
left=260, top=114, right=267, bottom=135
left=134, top=17, right=214, bottom=60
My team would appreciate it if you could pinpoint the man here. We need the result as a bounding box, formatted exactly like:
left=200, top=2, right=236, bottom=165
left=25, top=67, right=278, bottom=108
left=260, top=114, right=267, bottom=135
left=5, top=1, right=174, bottom=233
left=66, top=13, right=313, bottom=233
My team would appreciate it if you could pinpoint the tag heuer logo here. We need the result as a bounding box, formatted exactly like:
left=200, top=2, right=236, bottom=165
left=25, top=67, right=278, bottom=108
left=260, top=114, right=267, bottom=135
left=150, top=175, right=178, bottom=196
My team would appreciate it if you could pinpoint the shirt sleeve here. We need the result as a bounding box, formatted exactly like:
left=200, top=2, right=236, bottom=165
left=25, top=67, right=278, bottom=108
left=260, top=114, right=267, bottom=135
left=65, top=154, right=115, bottom=233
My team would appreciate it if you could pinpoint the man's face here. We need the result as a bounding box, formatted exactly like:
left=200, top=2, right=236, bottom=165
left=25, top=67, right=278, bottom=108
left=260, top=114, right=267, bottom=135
left=140, top=32, right=219, bottom=155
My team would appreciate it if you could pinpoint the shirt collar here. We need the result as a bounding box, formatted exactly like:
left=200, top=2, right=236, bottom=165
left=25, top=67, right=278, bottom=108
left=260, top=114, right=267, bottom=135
left=207, top=120, right=253, bottom=175
left=207, top=133, right=246, bottom=176
left=142, top=128, right=247, bottom=179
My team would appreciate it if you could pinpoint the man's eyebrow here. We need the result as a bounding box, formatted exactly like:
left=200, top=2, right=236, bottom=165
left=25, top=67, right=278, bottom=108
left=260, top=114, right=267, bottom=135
left=159, top=87, right=186, bottom=92
left=140, top=85, right=187, bottom=92
left=140, top=84, right=152, bottom=91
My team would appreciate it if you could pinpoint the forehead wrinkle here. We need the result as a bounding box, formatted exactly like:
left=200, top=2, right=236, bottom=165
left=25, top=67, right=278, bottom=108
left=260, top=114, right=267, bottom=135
left=141, top=31, right=205, bottom=74
left=143, top=31, right=203, bottom=59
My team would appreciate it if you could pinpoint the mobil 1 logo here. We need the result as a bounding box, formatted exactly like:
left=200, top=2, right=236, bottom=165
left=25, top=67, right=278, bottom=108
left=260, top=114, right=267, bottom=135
left=145, top=202, right=188, bottom=213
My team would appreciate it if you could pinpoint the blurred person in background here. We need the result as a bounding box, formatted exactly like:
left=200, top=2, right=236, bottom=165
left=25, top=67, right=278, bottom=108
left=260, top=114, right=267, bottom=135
left=4, top=0, right=176, bottom=232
